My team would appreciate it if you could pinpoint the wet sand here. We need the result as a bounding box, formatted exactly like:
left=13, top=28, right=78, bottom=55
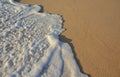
left=20, top=0, right=120, bottom=77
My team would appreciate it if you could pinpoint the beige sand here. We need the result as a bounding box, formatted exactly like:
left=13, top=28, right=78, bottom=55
left=20, top=0, right=120, bottom=77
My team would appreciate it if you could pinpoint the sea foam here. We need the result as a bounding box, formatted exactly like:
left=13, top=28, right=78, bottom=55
left=0, top=0, right=88, bottom=77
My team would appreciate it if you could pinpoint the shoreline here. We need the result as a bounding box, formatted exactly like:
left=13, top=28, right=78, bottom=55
left=16, top=0, right=89, bottom=76
left=20, top=0, right=120, bottom=77
left=0, top=0, right=87, bottom=76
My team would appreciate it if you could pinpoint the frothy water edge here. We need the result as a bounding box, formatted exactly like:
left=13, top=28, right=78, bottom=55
left=0, top=0, right=88, bottom=77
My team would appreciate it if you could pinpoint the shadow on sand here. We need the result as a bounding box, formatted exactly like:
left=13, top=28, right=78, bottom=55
left=59, top=34, right=91, bottom=77
left=14, top=0, right=20, bottom=2
left=14, top=0, right=44, bottom=12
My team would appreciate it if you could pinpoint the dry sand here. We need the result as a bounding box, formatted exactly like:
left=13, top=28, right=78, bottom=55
left=20, top=0, right=120, bottom=77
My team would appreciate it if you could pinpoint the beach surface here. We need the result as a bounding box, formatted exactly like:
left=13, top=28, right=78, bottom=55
left=20, top=0, right=120, bottom=77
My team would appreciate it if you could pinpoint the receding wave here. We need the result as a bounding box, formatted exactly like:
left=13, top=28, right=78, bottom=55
left=0, top=0, right=88, bottom=77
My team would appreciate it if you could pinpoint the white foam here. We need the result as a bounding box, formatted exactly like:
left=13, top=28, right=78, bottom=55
left=0, top=0, right=88, bottom=77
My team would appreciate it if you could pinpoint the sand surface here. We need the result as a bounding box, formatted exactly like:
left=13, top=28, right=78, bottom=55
left=20, top=0, right=120, bottom=77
